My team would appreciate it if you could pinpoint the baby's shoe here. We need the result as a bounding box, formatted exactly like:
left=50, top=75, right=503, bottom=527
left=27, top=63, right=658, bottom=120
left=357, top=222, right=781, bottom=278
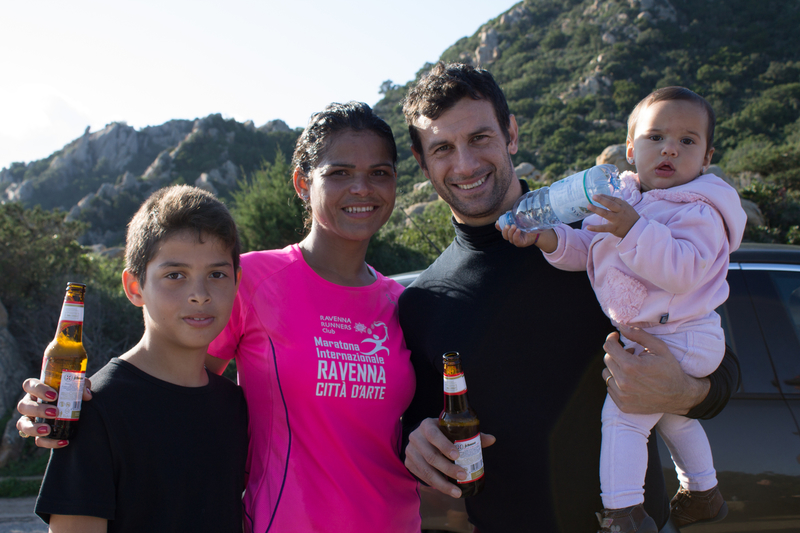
left=669, top=485, right=728, bottom=528
left=596, top=504, right=658, bottom=533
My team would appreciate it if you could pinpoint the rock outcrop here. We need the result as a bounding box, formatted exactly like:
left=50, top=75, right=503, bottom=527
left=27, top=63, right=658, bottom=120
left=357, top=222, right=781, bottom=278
left=0, top=299, right=29, bottom=468
left=0, top=300, right=28, bottom=419
left=475, top=28, right=500, bottom=66
left=258, top=119, right=291, bottom=133
left=596, top=144, right=636, bottom=173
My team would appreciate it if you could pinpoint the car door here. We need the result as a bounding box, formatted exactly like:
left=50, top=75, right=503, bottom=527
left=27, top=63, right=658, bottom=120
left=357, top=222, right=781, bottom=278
left=657, top=261, right=800, bottom=532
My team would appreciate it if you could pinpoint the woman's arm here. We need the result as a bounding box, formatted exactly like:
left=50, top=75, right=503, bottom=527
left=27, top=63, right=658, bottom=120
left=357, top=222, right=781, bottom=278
left=49, top=514, right=107, bottom=533
left=16, top=378, right=92, bottom=448
left=204, top=353, right=230, bottom=375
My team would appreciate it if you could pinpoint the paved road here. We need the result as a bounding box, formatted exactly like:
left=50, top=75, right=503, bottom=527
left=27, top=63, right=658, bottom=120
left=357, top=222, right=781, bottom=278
left=0, top=498, right=46, bottom=533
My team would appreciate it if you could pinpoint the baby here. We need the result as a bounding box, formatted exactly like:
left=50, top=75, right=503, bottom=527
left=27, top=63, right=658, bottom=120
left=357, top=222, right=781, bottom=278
left=500, top=87, right=746, bottom=533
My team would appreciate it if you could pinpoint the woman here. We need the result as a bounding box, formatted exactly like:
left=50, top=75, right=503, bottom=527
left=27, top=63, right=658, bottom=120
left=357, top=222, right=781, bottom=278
left=19, top=102, right=421, bottom=532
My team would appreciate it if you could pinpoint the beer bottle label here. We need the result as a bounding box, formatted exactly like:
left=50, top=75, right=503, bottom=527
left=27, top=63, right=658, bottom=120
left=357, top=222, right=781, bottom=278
left=58, top=302, right=84, bottom=326
left=443, top=373, right=467, bottom=395
left=454, top=433, right=485, bottom=484
left=55, top=371, right=86, bottom=421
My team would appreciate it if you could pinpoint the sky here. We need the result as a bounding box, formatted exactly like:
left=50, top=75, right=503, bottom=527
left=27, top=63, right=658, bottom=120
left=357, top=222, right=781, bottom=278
left=0, top=0, right=520, bottom=172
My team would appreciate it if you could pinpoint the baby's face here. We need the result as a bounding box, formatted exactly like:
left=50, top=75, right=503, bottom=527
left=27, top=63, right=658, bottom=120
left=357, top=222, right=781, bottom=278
left=626, top=99, right=714, bottom=192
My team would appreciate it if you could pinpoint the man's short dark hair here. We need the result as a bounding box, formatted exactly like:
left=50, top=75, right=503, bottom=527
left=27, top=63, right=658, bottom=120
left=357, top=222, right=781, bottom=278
left=403, top=62, right=511, bottom=163
left=125, top=185, right=240, bottom=284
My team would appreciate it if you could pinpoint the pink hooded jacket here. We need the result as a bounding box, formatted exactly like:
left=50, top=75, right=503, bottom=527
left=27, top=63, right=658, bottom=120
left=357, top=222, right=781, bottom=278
left=544, top=172, right=747, bottom=334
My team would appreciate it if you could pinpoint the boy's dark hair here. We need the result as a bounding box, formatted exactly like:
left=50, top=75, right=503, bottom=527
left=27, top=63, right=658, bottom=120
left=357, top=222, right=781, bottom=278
left=292, top=101, right=397, bottom=176
left=403, top=61, right=511, bottom=164
left=627, top=86, right=716, bottom=153
left=125, top=185, right=240, bottom=284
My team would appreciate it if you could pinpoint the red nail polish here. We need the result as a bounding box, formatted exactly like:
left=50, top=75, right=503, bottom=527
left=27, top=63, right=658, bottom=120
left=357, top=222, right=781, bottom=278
left=45, top=408, right=58, bottom=416
left=58, top=441, right=69, bottom=446
left=45, top=391, right=57, bottom=400
left=37, top=426, right=49, bottom=434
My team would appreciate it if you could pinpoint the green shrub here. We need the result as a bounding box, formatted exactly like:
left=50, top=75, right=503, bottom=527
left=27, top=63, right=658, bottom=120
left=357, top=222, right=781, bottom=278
left=230, top=151, right=306, bottom=253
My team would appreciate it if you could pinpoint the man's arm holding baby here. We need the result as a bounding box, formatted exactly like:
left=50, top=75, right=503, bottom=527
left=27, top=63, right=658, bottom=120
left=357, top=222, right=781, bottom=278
left=603, top=325, right=738, bottom=417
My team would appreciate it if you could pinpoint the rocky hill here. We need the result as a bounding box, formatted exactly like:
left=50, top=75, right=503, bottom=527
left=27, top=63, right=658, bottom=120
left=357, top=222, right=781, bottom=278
left=1, top=115, right=298, bottom=246
left=2, top=0, right=798, bottom=247
left=376, top=0, right=799, bottom=192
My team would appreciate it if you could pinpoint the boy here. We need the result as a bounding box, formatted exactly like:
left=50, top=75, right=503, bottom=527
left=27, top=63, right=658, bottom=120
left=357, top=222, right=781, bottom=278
left=33, top=185, right=248, bottom=532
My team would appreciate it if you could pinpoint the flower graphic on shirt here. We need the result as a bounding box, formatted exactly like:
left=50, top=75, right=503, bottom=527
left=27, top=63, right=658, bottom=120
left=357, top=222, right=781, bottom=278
left=354, top=322, right=367, bottom=334
left=360, top=321, right=390, bottom=356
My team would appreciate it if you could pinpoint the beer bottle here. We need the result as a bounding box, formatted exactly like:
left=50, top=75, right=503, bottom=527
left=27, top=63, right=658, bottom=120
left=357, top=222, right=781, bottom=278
left=439, top=351, right=485, bottom=497
left=35, top=282, right=88, bottom=440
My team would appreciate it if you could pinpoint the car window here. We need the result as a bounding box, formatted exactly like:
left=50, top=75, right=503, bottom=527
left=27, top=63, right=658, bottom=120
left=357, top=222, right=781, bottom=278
left=738, top=265, right=800, bottom=396
left=764, top=269, right=800, bottom=395
left=719, top=268, right=778, bottom=394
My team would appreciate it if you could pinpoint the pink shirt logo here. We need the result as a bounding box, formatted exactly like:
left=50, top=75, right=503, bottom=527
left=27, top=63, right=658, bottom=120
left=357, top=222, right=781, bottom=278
left=360, top=321, right=390, bottom=356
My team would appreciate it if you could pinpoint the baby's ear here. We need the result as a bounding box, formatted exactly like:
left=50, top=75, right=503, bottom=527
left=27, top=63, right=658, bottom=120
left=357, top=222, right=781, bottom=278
left=703, top=146, right=715, bottom=169
left=122, top=269, right=145, bottom=307
left=625, top=139, right=635, bottom=165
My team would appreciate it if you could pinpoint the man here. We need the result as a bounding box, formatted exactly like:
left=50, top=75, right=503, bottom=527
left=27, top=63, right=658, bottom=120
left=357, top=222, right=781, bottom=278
left=398, top=62, right=739, bottom=532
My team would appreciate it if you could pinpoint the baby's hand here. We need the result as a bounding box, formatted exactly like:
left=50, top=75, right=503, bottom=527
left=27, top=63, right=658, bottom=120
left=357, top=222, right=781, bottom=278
left=585, top=195, right=639, bottom=239
left=496, top=222, right=539, bottom=248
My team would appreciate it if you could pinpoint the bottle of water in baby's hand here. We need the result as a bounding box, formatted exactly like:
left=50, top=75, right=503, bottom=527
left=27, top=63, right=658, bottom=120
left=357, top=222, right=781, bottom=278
left=498, top=164, right=620, bottom=232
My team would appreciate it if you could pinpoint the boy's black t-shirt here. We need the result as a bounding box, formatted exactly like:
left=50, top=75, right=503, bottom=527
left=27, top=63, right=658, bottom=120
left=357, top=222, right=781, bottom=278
left=35, top=358, right=248, bottom=533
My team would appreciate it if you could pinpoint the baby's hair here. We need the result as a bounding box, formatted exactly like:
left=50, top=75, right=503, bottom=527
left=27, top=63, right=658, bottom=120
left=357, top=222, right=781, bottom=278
left=125, top=185, right=240, bottom=285
left=627, top=87, right=716, bottom=153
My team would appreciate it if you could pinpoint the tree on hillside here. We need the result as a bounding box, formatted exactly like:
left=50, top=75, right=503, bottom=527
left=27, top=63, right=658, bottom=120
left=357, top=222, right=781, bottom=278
left=0, top=203, right=96, bottom=371
left=231, top=151, right=306, bottom=252
left=372, top=0, right=800, bottom=245
left=0, top=203, right=89, bottom=312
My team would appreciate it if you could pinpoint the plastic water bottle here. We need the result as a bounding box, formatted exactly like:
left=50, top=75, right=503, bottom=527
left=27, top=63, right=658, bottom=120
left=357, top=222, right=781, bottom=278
left=497, top=164, right=620, bottom=232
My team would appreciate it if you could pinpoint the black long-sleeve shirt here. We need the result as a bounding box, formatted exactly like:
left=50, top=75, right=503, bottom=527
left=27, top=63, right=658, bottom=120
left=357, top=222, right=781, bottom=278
left=399, top=182, right=739, bottom=532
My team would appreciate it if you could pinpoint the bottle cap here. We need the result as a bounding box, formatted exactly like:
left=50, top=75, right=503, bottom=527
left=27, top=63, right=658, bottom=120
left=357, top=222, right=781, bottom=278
left=496, top=212, right=511, bottom=231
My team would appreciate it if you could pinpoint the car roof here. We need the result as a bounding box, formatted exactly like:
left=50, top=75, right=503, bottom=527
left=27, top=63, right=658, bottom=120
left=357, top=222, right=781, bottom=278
left=389, top=243, right=800, bottom=286
left=731, top=242, right=800, bottom=265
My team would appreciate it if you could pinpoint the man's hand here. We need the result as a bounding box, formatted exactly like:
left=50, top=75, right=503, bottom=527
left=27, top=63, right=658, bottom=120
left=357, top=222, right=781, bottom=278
left=585, top=194, right=639, bottom=239
left=405, top=418, right=495, bottom=498
left=16, top=377, right=92, bottom=448
left=602, top=326, right=709, bottom=416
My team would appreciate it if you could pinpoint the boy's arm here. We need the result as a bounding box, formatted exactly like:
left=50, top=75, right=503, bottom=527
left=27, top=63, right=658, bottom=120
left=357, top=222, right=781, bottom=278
left=49, top=514, right=107, bottom=533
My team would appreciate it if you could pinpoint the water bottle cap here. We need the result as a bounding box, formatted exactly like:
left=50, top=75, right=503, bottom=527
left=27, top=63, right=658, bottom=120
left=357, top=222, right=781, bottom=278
left=497, top=212, right=510, bottom=231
